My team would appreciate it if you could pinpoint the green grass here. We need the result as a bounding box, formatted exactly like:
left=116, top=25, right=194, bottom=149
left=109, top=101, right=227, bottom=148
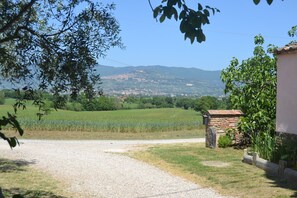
left=0, top=158, right=70, bottom=197
left=0, top=99, right=203, bottom=139
left=132, top=143, right=297, bottom=198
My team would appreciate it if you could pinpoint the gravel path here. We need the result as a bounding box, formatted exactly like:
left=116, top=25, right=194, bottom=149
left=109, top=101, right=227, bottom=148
left=0, top=139, right=228, bottom=198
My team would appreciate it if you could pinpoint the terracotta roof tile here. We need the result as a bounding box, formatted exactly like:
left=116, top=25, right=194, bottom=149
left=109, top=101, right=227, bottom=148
left=276, top=42, right=297, bottom=55
left=206, top=110, right=244, bottom=116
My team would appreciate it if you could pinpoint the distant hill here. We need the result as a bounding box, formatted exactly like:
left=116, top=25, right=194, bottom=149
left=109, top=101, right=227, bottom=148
left=0, top=65, right=225, bottom=97
left=97, top=65, right=224, bottom=97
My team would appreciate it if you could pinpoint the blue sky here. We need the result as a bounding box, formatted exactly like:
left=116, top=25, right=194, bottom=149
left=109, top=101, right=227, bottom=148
left=99, top=0, right=297, bottom=71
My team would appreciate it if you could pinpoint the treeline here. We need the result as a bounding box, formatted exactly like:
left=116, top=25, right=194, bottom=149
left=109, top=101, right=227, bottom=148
left=0, top=89, right=119, bottom=112
left=123, top=95, right=231, bottom=113
left=0, top=89, right=231, bottom=112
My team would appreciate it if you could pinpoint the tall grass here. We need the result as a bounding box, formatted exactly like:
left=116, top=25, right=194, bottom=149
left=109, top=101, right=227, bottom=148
left=16, top=119, right=201, bottom=132
left=0, top=101, right=202, bottom=132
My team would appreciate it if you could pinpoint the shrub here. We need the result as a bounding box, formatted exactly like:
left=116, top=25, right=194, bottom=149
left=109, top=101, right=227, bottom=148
left=218, top=135, right=232, bottom=148
left=65, top=102, right=84, bottom=111
left=252, top=132, right=276, bottom=161
left=273, top=134, right=297, bottom=168
left=0, top=91, right=5, bottom=105
left=251, top=133, right=297, bottom=168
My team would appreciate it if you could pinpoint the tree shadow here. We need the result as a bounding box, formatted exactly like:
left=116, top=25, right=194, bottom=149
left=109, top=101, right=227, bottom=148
left=0, top=158, right=35, bottom=172
left=0, top=159, right=65, bottom=198
left=1, top=188, right=67, bottom=198
left=265, top=171, right=297, bottom=197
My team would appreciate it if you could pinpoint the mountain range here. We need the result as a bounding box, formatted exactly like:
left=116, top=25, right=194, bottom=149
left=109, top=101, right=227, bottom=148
left=0, top=65, right=225, bottom=97
left=97, top=65, right=225, bottom=97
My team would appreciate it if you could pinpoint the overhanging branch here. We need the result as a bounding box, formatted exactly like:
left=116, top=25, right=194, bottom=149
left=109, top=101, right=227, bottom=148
left=0, top=0, right=37, bottom=34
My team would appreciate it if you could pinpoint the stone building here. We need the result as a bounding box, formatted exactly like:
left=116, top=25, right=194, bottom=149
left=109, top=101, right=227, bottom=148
left=204, top=110, right=243, bottom=148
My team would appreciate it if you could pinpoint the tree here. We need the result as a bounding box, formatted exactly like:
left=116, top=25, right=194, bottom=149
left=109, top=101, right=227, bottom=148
left=175, top=97, right=193, bottom=110
left=0, top=0, right=123, bottom=147
left=221, top=35, right=277, bottom=140
left=0, top=91, right=5, bottom=105
left=0, top=0, right=284, bottom=147
left=288, top=25, right=297, bottom=39
left=150, top=0, right=278, bottom=43
left=193, top=96, right=219, bottom=114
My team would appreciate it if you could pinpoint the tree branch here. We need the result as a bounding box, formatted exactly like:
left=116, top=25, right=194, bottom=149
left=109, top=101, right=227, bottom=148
left=0, top=0, right=37, bottom=34
left=148, top=0, right=154, bottom=12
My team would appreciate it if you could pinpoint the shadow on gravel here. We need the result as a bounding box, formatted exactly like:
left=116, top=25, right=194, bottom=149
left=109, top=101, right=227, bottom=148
left=0, top=158, right=35, bottom=172
left=265, top=172, right=297, bottom=197
left=1, top=188, right=66, bottom=198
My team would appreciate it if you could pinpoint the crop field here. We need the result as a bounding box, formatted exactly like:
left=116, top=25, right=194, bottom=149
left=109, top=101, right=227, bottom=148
left=0, top=99, right=203, bottom=134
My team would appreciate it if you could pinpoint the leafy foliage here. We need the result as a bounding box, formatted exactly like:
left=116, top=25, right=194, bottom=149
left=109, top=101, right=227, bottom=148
left=150, top=0, right=220, bottom=43
left=0, top=91, right=5, bottom=105
left=252, top=131, right=277, bottom=161
left=218, top=135, right=232, bottom=148
left=0, top=0, right=122, bottom=96
left=221, top=35, right=277, bottom=141
left=0, top=0, right=123, bottom=147
left=288, top=25, right=297, bottom=39
left=150, top=0, right=276, bottom=43
left=121, top=95, right=228, bottom=111
left=276, top=135, right=297, bottom=168
left=253, top=0, right=274, bottom=5
left=193, top=96, right=219, bottom=114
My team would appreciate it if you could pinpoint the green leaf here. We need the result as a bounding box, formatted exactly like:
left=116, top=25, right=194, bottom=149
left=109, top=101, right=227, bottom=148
left=189, top=34, right=195, bottom=44
left=153, top=8, right=159, bottom=18
left=253, top=0, right=261, bottom=5
left=160, top=14, right=166, bottom=23
left=266, top=0, right=273, bottom=5
left=8, top=138, right=17, bottom=148
left=196, top=30, right=206, bottom=43
left=179, top=10, right=186, bottom=20
left=177, top=1, right=182, bottom=8
left=168, top=7, right=178, bottom=20
left=198, top=3, right=203, bottom=11
left=163, top=6, right=170, bottom=17
left=167, top=0, right=178, bottom=7
left=203, top=9, right=210, bottom=17
left=179, top=20, right=187, bottom=33
left=172, top=7, right=178, bottom=20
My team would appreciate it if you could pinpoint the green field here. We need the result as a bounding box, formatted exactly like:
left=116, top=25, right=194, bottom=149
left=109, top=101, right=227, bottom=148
left=0, top=99, right=203, bottom=137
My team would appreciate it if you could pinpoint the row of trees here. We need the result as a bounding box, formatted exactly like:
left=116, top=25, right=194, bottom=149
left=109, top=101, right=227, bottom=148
left=0, top=89, right=229, bottom=112
left=0, top=91, right=5, bottom=105
left=70, top=95, right=229, bottom=112
left=124, top=95, right=230, bottom=113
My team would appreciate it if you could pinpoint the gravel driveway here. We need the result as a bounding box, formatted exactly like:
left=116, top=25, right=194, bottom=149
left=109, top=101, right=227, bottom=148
left=0, top=139, right=228, bottom=198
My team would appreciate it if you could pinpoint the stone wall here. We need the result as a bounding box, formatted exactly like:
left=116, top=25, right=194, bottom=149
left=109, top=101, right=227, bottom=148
left=206, top=115, right=241, bottom=132
left=205, top=110, right=243, bottom=148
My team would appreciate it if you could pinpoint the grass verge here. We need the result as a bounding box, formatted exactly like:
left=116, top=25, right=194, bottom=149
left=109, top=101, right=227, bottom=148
left=131, top=143, right=297, bottom=198
left=0, top=158, right=70, bottom=198
left=4, top=129, right=204, bottom=140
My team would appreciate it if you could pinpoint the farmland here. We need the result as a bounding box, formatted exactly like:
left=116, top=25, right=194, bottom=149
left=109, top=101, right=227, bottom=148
left=0, top=99, right=203, bottom=139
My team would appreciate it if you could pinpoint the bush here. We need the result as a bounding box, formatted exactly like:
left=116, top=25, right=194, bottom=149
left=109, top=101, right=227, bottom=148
left=0, top=91, right=5, bottom=105
left=273, top=134, right=297, bottom=168
left=218, top=135, right=232, bottom=148
left=65, top=102, right=84, bottom=111
left=251, top=133, right=297, bottom=168
left=251, top=132, right=277, bottom=161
